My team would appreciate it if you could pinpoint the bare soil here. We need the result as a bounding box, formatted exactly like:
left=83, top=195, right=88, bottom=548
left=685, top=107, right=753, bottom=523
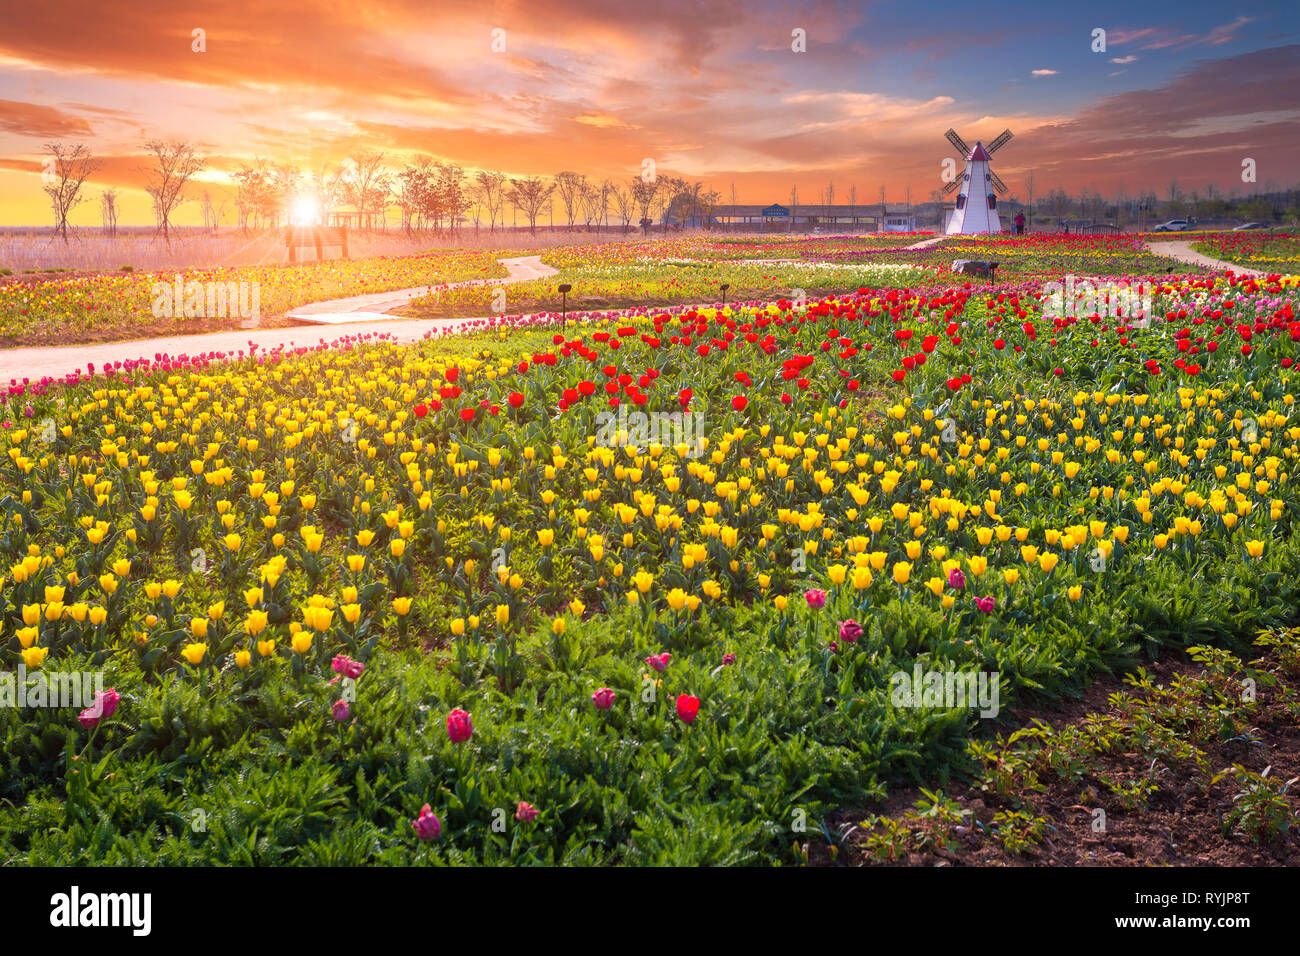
left=815, top=647, right=1300, bottom=867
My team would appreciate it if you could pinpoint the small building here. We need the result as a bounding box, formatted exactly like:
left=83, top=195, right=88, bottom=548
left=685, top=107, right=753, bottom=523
left=709, top=203, right=882, bottom=232
left=879, top=210, right=917, bottom=232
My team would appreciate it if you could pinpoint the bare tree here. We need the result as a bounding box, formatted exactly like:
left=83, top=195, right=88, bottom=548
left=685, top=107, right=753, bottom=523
left=631, top=176, right=660, bottom=234
left=395, top=156, right=433, bottom=234
left=42, top=143, right=101, bottom=243
left=507, top=176, right=555, bottom=234
left=554, top=171, right=587, bottom=228
left=141, top=140, right=205, bottom=243
left=846, top=184, right=857, bottom=230
left=200, top=189, right=226, bottom=233
left=1025, top=169, right=1035, bottom=230
left=474, top=170, right=508, bottom=231
left=99, top=187, right=118, bottom=237
left=232, top=158, right=273, bottom=233
left=1045, top=186, right=1072, bottom=222
left=437, top=163, right=472, bottom=234
left=611, top=183, right=633, bottom=233
left=789, top=185, right=799, bottom=233
left=698, top=187, right=720, bottom=230
left=346, top=150, right=389, bottom=231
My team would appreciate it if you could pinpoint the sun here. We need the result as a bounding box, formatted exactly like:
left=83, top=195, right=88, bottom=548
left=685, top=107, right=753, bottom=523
left=289, top=194, right=322, bottom=226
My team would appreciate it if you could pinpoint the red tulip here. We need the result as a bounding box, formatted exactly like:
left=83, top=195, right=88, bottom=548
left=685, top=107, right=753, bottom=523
left=731, top=395, right=748, bottom=412
left=675, top=694, right=700, bottom=724
left=507, top=392, right=524, bottom=408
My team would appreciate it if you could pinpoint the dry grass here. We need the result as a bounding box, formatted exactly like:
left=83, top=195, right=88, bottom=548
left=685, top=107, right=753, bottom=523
left=0, top=226, right=671, bottom=273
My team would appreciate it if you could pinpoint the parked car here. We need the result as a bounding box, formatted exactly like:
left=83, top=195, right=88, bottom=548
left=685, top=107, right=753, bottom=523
left=1233, top=222, right=1270, bottom=231
left=1152, top=220, right=1191, bottom=232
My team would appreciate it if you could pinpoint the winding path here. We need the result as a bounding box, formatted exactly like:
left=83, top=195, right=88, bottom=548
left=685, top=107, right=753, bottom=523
left=0, top=255, right=559, bottom=384
left=284, top=255, right=558, bottom=325
left=1145, top=240, right=1267, bottom=277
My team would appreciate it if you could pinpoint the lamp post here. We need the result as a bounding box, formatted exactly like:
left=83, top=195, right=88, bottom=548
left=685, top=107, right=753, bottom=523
left=558, top=283, right=572, bottom=327
left=720, top=282, right=730, bottom=307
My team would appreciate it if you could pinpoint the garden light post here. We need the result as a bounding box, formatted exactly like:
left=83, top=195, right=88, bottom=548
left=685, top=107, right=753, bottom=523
left=558, top=283, right=572, bottom=327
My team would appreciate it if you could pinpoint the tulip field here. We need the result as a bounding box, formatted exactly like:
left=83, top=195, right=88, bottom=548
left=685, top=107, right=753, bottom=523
left=2, top=233, right=1300, bottom=865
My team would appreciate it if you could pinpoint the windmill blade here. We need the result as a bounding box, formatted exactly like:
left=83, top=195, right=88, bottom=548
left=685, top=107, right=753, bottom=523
left=986, top=129, right=1014, bottom=154
left=989, top=171, right=1008, bottom=194
left=943, top=179, right=960, bottom=195
left=944, top=128, right=971, bottom=156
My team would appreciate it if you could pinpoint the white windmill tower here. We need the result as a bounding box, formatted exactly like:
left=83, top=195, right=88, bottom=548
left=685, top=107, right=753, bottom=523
left=942, top=128, right=1013, bottom=235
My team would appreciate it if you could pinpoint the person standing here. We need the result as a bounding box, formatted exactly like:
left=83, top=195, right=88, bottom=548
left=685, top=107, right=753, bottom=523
left=1014, top=211, right=1026, bottom=235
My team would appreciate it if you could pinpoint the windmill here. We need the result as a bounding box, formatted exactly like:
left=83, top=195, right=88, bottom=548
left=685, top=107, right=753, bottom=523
left=942, top=128, right=1013, bottom=234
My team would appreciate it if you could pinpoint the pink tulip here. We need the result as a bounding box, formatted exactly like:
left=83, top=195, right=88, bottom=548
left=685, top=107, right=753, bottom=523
left=412, top=804, right=441, bottom=840
left=332, top=654, right=365, bottom=679
left=948, top=568, right=966, bottom=590
left=592, top=687, right=616, bottom=710
left=515, top=801, right=539, bottom=822
left=805, top=589, right=827, bottom=609
left=446, top=708, right=473, bottom=743
left=77, top=687, right=120, bottom=729
left=644, top=652, right=671, bottom=672
left=332, top=699, right=350, bottom=722
left=975, top=595, right=996, bottom=614
left=838, top=619, right=863, bottom=643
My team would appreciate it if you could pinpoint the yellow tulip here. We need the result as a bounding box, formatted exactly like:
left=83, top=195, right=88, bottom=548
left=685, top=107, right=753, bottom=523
left=21, top=646, right=48, bottom=669
left=181, top=642, right=208, bottom=665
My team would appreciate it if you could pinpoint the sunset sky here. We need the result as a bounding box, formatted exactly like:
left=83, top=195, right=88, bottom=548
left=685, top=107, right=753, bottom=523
left=0, top=0, right=1297, bottom=226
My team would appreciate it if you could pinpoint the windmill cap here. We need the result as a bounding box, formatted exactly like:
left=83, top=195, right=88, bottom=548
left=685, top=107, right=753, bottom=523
left=968, top=142, right=991, bottom=161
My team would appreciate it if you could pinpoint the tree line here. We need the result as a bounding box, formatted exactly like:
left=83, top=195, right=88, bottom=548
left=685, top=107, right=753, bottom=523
left=35, top=139, right=1300, bottom=242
